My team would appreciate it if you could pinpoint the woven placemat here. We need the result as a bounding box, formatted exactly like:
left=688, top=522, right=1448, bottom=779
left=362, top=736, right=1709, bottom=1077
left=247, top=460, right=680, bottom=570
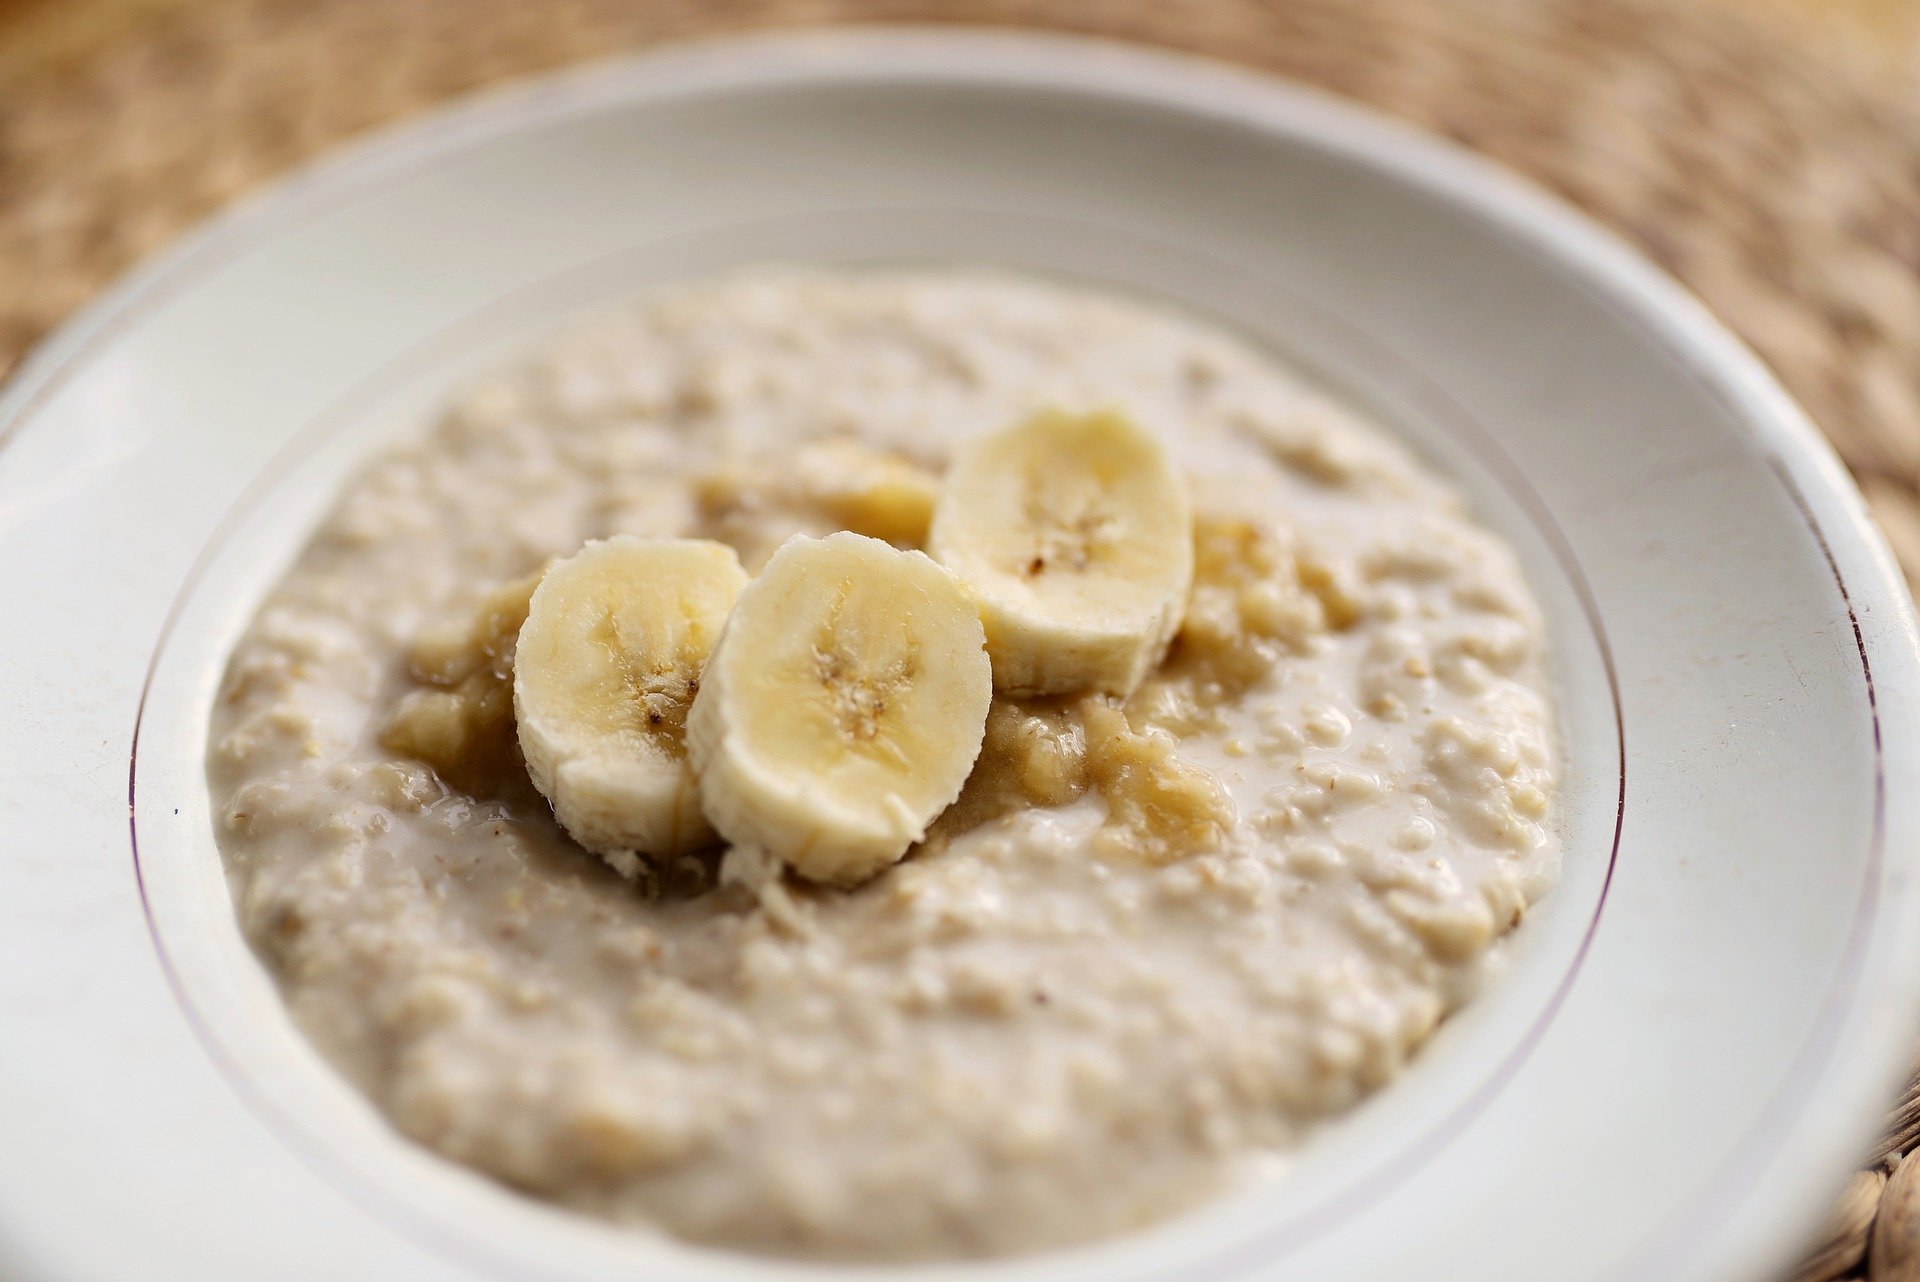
left=4, top=0, right=1919, bottom=1276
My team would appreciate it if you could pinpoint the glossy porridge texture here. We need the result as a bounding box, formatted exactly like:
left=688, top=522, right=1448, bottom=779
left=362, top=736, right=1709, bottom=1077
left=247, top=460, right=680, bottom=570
left=208, top=270, right=1560, bottom=1260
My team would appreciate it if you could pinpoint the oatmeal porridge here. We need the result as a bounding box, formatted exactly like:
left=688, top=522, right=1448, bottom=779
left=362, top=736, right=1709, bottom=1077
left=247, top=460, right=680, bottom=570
left=207, top=269, right=1560, bottom=1260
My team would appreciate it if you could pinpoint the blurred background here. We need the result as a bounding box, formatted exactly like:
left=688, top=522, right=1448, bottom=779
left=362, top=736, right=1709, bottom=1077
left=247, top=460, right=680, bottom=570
left=2, top=1, right=1916, bottom=1277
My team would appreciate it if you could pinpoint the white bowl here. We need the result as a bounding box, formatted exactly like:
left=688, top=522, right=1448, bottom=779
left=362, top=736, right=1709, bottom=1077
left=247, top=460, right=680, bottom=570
left=0, top=28, right=1915, bottom=1282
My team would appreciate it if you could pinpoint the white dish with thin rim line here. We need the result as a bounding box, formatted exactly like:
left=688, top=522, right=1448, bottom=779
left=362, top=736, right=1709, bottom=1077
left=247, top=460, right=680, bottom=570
left=0, top=27, right=1914, bottom=1282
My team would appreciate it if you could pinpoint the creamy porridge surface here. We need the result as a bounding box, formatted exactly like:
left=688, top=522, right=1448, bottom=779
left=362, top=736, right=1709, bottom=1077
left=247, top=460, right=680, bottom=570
left=208, top=270, right=1560, bottom=1260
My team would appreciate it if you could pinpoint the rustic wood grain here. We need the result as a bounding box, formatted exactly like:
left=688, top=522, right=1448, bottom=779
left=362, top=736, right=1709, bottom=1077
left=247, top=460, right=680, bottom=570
left=1872, top=1150, right=1920, bottom=1282
left=1797, top=1169, right=1886, bottom=1282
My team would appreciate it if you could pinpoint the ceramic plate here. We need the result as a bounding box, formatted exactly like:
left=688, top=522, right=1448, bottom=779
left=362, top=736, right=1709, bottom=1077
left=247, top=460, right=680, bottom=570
left=1, top=29, right=1916, bottom=1282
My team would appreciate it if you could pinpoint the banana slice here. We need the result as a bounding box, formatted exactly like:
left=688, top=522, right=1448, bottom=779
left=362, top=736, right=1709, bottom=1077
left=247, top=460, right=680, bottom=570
left=687, top=531, right=992, bottom=886
left=514, top=536, right=748, bottom=872
left=929, top=409, right=1194, bottom=698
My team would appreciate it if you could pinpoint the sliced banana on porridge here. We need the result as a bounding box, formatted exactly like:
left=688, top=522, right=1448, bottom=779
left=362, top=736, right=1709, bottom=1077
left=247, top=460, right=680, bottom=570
left=513, top=536, right=748, bottom=871
left=687, top=531, right=993, bottom=887
left=929, top=409, right=1195, bottom=698
left=212, top=272, right=1564, bottom=1262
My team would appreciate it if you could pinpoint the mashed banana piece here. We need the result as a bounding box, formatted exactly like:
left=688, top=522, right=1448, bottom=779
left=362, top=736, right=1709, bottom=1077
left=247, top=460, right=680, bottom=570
left=379, top=571, right=539, bottom=798
left=209, top=270, right=1560, bottom=1261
